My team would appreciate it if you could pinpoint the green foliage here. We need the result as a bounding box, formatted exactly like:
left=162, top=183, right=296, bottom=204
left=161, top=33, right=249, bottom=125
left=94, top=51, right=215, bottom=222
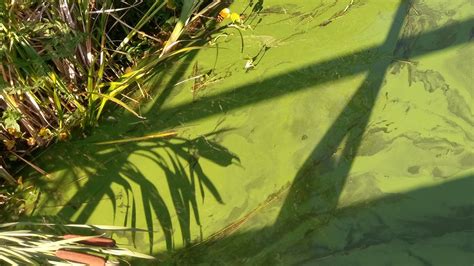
left=0, top=0, right=233, bottom=184
left=1, top=108, right=21, bottom=132
left=0, top=187, right=26, bottom=222
left=0, top=222, right=155, bottom=264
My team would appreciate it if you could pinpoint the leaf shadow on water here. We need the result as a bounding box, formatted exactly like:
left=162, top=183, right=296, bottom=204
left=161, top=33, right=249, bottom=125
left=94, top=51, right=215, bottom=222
left=27, top=130, right=240, bottom=253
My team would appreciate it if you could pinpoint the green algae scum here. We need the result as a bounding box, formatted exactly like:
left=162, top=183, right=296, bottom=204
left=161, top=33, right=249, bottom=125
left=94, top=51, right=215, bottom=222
left=22, top=0, right=473, bottom=264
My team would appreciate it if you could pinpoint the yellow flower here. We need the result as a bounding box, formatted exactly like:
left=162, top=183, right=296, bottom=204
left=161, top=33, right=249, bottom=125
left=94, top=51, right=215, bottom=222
left=38, top=127, right=51, bottom=137
left=27, top=137, right=36, bottom=146
left=58, top=131, right=69, bottom=141
left=3, top=139, right=15, bottom=150
left=219, top=8, right=231, bottom=19
left=230, top=12, right=241, bottom=23
left=6, top=127, right=16, bottom=135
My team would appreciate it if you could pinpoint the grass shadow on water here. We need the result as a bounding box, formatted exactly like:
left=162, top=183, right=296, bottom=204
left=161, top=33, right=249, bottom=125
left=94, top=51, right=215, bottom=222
left=27, top=130, right=239, bottom=253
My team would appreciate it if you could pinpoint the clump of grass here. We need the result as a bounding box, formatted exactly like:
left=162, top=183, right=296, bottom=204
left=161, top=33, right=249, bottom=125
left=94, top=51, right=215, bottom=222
left=0, top=222, right=155, bottom=264
left=0, top=186, right=25, bottom=222
left=0, top=0, right=238, bottom=185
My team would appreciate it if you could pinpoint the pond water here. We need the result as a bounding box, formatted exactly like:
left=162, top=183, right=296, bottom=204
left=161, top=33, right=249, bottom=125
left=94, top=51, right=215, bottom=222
left=24, top=0, right=473, bottom=264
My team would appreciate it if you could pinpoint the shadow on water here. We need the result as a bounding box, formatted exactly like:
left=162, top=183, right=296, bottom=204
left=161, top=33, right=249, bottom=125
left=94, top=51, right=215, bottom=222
left=125, top=0, right=471, bottom=263
left=168, top=174, right=474, bottom=265
left=149, top=15, right=473, bottom=131
left=26, top=0, right=473, bottom=261
left=26, top=43, right=243, bottom=252
left=29, top=130, right=239, bottom=252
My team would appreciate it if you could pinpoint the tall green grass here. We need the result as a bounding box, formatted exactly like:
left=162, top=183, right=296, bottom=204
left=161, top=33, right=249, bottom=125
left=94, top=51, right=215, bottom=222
left=0, top=0, right=235, bottom=185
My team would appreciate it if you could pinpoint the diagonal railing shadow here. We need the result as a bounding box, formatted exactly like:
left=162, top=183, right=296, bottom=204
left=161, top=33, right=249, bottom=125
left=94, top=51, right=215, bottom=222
left=165, top=174, right=474, bottom=264
left=148, top=16, right=473, bottom=131
left=272, top=0, right=409, bottom=229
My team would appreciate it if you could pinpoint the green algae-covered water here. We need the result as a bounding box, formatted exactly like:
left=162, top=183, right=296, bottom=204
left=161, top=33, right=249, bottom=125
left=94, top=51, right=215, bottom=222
left=24, top=0, right=473, bottom=264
